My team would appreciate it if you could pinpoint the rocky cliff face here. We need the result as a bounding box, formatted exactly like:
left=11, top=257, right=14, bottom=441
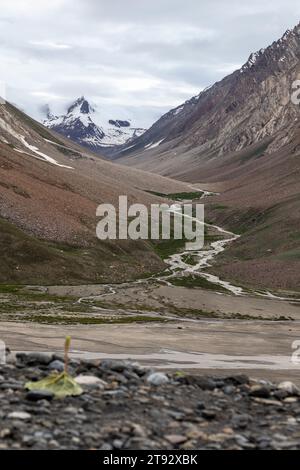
left=119, top=22, right=300, bottom=159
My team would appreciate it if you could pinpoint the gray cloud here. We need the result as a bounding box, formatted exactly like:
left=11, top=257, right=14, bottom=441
left=0, top=0, right=300, bottom=126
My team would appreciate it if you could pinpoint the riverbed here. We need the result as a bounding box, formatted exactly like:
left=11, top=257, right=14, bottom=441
left=1, top=190, right=300, bottom=383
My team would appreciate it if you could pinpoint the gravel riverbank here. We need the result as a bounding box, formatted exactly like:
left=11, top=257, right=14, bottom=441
left=0, top=352, right=300, bottom=450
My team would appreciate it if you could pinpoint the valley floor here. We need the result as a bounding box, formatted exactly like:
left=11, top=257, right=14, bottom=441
left=0, top=200, right=300, bottom=384
left=1, top=307, right=300, bottom=385
left=1, top=191, right=299, bottom=386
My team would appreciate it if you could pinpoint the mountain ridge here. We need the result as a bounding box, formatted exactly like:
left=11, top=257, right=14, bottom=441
left=112, top=21, right=300, bottom=291
left=114, top=21, right=300, bottom=161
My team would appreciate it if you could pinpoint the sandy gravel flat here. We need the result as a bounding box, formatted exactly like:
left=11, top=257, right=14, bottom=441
left=155, top=286, right=300, bottom=319
left=1, top=319, right=300, bottom=385
left=48, top=283, right=300, bottom=320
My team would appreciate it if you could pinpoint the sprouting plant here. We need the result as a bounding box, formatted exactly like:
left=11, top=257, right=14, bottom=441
left=64, top=335, right=71, bottom=374
left=25, top=336, right=83, bottom=398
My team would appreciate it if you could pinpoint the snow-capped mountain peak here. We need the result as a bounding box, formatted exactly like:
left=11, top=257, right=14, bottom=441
left=43, top=97, right=146, bottom=154
left=67, top=96, right=95, bottom=115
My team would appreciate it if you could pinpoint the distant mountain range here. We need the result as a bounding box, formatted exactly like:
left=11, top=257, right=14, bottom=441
left=43, top=97, right=146, bottom=154
left=1, top=21, right=300, bottom=291
left=114, top=21, right=300, bottom=167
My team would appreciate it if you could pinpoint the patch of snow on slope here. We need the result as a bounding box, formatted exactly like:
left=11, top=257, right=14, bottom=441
left=19, top=137, right=73, bottom=169
left=120, top=144, right=136, bottom=152
left=98, top=126, right=145, bottom=147
left=173, top=105, right=184, bottom=116
left=240, top=48, right=265, bottom=73
left=0, top=116, right=73, bottom=169
left=145, top=139, right=165, bottom=150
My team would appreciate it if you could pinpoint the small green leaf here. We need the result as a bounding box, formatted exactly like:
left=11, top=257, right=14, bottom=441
left=174, top=371, right=185, bottom=378
left=25, top=372, right=83, bottom=399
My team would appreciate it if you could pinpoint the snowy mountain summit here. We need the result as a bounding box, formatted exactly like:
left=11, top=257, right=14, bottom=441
left=43, top=97, right=146, bottom=153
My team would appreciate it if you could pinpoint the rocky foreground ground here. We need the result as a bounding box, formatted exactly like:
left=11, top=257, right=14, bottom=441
left=0, top=352, right=300, bottom=450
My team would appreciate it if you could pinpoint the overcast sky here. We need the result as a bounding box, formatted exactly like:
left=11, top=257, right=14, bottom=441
left=1, top=0, right=300, bottom=127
